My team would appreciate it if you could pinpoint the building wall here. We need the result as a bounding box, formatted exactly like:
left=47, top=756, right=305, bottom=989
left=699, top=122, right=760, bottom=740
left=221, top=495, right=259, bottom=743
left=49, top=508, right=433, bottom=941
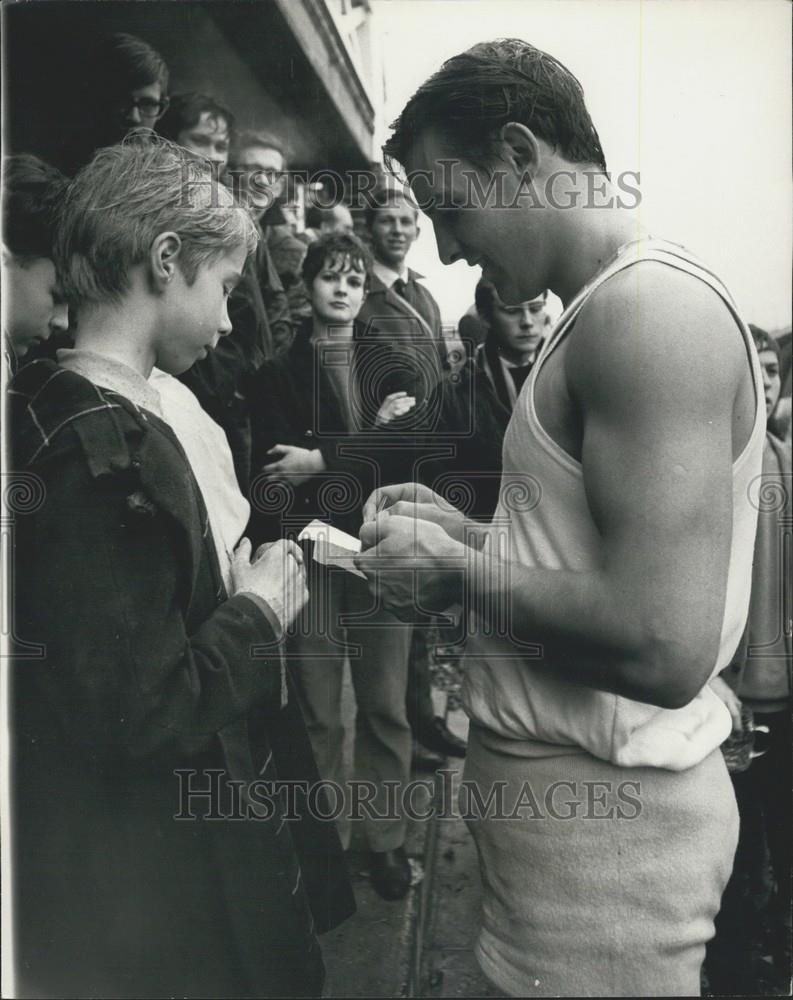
left=3, top=0, right=375, bottom=173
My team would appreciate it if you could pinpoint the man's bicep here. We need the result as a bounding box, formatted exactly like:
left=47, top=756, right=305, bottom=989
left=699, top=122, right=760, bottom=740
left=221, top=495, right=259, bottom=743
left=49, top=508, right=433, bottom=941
left=578, top=334, right=735, bottom=684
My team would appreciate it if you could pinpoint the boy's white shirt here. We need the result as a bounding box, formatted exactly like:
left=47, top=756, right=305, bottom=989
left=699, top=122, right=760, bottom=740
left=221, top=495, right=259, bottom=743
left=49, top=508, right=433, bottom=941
left=148, top=368, right=249, bottom=590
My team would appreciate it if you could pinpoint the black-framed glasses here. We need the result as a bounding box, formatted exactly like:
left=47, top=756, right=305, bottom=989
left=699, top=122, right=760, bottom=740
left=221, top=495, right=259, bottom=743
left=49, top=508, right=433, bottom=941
left=118, top=95, right=170, bottom=121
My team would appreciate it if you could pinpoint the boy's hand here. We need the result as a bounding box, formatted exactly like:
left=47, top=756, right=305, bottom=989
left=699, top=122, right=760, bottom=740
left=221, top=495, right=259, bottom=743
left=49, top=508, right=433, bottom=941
left=375, top=391, right=416, bottom=426
left=231, top=537, right=308, bottom=632
left=262, top=444, right=326, bottom=487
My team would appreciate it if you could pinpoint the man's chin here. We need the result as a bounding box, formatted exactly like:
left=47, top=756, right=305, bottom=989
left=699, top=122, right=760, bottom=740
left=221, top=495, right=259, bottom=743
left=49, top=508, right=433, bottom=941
left=490, top=271, right=537, bottom=307
left=379, top=251, right=407, bottom=269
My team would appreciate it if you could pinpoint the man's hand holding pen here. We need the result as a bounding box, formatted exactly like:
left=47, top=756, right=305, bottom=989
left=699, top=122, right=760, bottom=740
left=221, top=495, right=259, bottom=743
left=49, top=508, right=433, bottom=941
left=355, top=483, right=469, bottom=620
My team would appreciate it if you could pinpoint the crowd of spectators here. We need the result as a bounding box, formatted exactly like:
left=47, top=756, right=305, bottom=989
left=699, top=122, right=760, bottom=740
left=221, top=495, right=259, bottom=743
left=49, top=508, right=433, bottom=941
left=2, top=27, right=790, bottom=1000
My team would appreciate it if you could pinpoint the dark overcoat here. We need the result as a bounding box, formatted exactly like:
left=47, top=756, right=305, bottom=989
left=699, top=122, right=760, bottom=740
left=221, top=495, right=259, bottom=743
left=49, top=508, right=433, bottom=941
left=8, top=360, right=354, bottom=999
left=246, top=318, right=420, bottom=544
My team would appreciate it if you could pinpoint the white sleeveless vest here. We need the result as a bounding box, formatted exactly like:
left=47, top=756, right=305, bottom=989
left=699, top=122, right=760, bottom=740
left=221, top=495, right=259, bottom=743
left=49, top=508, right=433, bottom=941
left=461, top=239, right=766, bottom=770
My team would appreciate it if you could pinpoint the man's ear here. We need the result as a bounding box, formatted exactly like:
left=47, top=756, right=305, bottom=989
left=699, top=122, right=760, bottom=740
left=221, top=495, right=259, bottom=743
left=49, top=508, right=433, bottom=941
left=149, top=232, right=182, bottom=291
left=498, top=122, right=542, bottom=176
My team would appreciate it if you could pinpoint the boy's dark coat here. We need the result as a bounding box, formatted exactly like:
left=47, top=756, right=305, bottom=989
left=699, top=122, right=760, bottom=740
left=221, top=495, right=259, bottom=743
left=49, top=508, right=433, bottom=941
left=8, top=360, right=354, bottom=999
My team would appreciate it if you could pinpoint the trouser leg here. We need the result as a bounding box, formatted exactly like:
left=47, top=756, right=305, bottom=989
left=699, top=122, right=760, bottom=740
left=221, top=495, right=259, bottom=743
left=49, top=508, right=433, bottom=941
left=288, top=564, right=349, bottom=847
left=345, top=576, right=412, bottom=852
left=405, top=625, right=436, bottom=741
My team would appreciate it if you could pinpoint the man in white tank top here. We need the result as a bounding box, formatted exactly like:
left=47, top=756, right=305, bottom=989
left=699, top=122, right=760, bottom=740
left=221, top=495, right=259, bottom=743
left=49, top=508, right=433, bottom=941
left=355, top=39, right=765, bottom=998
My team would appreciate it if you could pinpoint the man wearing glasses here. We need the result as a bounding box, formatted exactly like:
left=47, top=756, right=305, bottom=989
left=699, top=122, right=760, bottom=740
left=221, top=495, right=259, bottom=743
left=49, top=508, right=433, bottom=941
left=61, top=32, right=169, bottom=174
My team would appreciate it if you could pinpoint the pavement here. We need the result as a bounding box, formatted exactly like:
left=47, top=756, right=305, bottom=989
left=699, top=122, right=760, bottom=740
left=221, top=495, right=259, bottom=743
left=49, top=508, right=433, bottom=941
left=319, top=665, right=497, bottom=998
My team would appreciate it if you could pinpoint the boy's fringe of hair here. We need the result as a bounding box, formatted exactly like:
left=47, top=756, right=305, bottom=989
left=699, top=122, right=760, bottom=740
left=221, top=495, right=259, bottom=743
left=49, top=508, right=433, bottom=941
left=54, top=131, right=258, bottom=311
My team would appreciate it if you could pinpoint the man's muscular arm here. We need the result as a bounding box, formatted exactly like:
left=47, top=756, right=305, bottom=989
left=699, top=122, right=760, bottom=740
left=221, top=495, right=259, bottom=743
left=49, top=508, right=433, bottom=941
left=470, top=263, right=752, bottom=707
left=359, top=264, right=754, bottom=709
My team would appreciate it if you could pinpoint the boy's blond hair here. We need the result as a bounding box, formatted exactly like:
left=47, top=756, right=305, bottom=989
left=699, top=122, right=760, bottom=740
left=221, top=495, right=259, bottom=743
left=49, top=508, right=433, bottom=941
left=55, top=132, right=257, bottom=310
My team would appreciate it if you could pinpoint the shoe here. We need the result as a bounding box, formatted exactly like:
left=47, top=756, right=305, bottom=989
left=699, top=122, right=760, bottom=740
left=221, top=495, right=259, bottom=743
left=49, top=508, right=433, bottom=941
left=370, top=846, right=411, bottom=901
left=417, top=716, right=467, bottom=758
left=411, top=741, right=446, bottom=771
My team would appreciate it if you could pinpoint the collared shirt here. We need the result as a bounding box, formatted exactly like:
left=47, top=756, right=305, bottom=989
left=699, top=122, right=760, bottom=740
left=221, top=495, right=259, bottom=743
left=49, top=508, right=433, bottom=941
left=58, top=348, right=163, bottom=417
left=372, top=259, right=409, bottom=289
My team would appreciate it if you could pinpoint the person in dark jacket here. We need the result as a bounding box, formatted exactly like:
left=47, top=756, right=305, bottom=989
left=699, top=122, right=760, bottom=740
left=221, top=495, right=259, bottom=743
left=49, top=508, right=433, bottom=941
left=248, top=232, right=418, bottom=901
left=7, top=135, right=353, bottom=1000
left=1, top=154, right=69, bottom=369
left=422, top=280, right=551, bottom=520
left=58, top=32, right=170, bottom=175
left=158, top=97, right=288, bottom=494
left=706, top=325, right=792, bottom=994
left=231, top=128, right=311, bottom=331
left=356, top=185, right=448, bottom=380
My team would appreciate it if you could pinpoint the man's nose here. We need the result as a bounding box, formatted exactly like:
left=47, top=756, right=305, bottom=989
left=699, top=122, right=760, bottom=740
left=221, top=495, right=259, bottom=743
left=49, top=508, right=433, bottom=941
left=51, top=303, right=69, bottom=334
left=520, top=308, right=534, bottom=329
left=127, top=106, right=142, bottom=125
left=432, top=220, right=463, bottom=266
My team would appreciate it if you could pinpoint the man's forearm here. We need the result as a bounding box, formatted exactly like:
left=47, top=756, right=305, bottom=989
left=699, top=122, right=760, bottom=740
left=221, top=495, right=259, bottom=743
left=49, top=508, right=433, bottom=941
left=463, top=546, right=697, bottom=709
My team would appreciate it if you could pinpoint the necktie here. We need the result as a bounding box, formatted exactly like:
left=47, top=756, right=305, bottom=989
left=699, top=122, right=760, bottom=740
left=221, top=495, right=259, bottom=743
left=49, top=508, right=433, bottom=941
left=393, top=277, right=410, bottom=301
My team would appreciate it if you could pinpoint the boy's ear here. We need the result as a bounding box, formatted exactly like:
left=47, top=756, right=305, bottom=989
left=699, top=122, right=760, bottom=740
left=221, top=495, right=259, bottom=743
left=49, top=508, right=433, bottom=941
left=498, top=122, right=542, bottom=175
left=149, top=232, right=182, bottom=291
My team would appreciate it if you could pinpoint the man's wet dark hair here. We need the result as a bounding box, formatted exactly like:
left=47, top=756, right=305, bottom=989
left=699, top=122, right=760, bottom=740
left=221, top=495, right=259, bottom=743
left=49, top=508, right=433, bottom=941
left=158, top=93, right=235, bottom=143
left=382, top=38, right=607, bottom=175
left=2, top=154, right=68, bottom=260
left=302, top=231, right=373, bottom=290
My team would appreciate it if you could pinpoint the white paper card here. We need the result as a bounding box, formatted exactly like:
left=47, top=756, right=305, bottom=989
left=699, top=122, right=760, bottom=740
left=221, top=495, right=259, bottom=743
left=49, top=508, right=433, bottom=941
left=298, top=520, right=366, bottom=579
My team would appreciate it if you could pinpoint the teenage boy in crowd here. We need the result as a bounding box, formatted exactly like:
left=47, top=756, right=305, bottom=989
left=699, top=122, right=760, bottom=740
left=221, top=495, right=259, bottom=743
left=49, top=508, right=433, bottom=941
left=8, top=136, right=353, bottom=999
left=61, top=32, right=170, bottom=174
left=158, top=95, right=285, bottom=492
left=357, top=183, right=465, bottom=765
left=1, top=154, right=69, bottom=370
left=422, top=281, right=552, bottom=521
left=357, top=184, right=447, bottom=375
left=158, top=92, right=233, bottom=175
left=707, top=324, right=791, bottom=994
left=356, top=38, right=764, bottom=996
left=248, top=232, right=418, bottom=900
left=232, top=129, right=311, bottom=327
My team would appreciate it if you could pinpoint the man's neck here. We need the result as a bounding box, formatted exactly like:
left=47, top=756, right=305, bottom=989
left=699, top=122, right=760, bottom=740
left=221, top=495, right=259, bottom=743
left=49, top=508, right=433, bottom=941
left=548, top=192, right=646, bottom=308
left=372, top=257, right=409, bottom=286
left=73, top=298, right=158, bottom=378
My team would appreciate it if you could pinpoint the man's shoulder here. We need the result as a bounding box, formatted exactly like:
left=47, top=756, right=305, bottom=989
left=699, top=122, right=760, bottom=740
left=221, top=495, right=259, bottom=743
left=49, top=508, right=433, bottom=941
left=568, top=259, right=748, bottom=400
left=408, top=269, right=441, bottom=307
left=9, top=360, right=146, bottom=473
